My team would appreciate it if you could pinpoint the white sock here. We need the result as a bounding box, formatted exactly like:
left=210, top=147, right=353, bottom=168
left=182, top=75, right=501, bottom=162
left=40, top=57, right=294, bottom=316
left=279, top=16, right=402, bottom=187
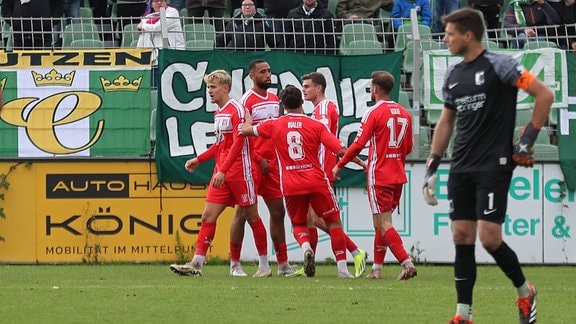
left=372, top=264, right=383, bottom=271
left=259, top=255, right=269, bottom=269
left=337, top=260, right=349, bottom=273
left=301, top=242, right=312, bottom=252
left=191, top=255, right=205, bottom=268
left=351, top=249, right=359, bottom=257
left=516, top=281, right=531, bottom=297
left=456, top=303, right=472, bottom=320
left=230, top=261, right=241, bottom=268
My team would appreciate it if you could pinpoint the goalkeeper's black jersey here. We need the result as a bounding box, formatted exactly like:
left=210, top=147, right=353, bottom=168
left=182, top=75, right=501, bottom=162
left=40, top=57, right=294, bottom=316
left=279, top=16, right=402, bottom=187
left=443, top=50, right=522, bottom=173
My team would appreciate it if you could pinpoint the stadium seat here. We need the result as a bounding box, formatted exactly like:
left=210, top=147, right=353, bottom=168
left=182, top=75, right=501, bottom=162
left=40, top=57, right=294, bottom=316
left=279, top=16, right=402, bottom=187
left=62, top=22, right=101, bottom=48
left=67, top=39, right=105, bottom=49
left=523, top=40, right=558, bottom=49
left=185, top=39, right=214, bottom=50
left=394, top=24, right=432, bottom=51
left=483, top=40, right=500, bottom=49
left=80, top=7, right=93, bottom=18
left=426, top=109, right=442, bottom=125
left=339, top=23, right=378, bottom=55
left=184, top=23, right=216, bottom=42
left=549, top=107, right=559, bottom=126
left=121, top=23, right=140, bottom=48
left=342, top=39, right=383, bottom=55
left=402, top=39, right=444, bottom=74
left=516, top=108, right=533, bottom=127
left=399, top=90, right=411, bottom=109
left=533, top=144, right=559, bottom=160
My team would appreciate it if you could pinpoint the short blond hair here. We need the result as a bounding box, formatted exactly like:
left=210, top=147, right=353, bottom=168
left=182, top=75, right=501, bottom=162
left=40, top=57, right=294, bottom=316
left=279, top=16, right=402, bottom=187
left=204, top=70, right=232, bottom=87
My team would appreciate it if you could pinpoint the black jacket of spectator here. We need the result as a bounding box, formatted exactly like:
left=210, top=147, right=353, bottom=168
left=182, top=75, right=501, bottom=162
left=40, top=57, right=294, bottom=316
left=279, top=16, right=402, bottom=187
left=549, top=0, right=576, bottom=48
left=264, top=0, right=327, bottom=18
left=503, top=1, right=562, bottom=38
left=284, top=3, right=338, bottom=55
left=215, top=11, right=284, bottom=50
left=1, top=0, right=63, bottom=49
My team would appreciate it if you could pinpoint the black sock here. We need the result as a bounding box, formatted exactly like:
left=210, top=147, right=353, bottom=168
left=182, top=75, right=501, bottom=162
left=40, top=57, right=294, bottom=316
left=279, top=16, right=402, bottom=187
left=488, top=242, right=526, bottom=288
left=454, top=244, right=476, bottom=305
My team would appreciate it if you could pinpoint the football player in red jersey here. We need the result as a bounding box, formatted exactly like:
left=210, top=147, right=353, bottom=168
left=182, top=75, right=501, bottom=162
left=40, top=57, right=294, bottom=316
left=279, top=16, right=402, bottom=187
left=334, top=71, right=417, bottom=281
left=301, top=72, right=368, bottom=278
left=229, top=59, right=298, bottom=277
left=169, top=70, right=269, bottom=277
left=242, top=85, right=358, bottom=278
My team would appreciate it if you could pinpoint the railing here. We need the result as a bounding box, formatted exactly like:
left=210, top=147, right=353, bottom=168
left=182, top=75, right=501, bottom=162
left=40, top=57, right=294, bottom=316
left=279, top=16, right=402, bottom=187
left=2, top=14, right=576, bottom=52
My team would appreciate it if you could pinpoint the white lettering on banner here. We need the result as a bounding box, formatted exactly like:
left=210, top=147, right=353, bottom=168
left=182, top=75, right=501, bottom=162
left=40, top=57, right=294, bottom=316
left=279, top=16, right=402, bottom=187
left=353, top=78, right=372, bottom=118
left=161, top=62, right=207, bottom=112
left=239, top=164, right=576, bottom=264
left=560, top=108, right=576, bottom=135
left=425, top=49, right=568, bottom=110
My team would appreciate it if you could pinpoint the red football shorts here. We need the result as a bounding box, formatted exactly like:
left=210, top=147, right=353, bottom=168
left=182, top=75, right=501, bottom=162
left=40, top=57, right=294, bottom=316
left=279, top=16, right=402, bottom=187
left=285, top=189, right=340, bottom=226
left=255, top=164, right=283, bottom=201
left=206, top=175, right=257, bottom=207
left=367, top=184, right=403, bottom=214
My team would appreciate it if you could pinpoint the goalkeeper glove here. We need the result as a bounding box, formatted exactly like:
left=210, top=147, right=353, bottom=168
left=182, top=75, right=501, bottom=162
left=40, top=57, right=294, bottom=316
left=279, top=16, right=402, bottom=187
left=423, top=154, right=441, bottom=206
left=513, top=122, right=539, bottom=168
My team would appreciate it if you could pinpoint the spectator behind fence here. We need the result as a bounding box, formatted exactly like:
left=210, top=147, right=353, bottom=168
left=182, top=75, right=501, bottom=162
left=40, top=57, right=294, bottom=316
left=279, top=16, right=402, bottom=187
left=90, top=0, right=113, bottom=19
left=231, top=0, right=263, bottom=12
left=186, top=0, right=227, bottom=32
left=548, top=0, right=576, bottom=49
left=391, top=0, right=433, bottom=31
left=285, top=0, right=338, bottom=55
left=503, top=0, right=561, bottom=48
left=336, top=0, right=394, bottom=19
left=215, top=0, right=283, bottom=50
left=116, top=0, right=149, bottom=29
left=169, top=0, right=186, bottom=11
left=264, top=0, right=301, bottom=18
left=1, top=0, right=63, bottom=50
left=137, top=0, right=184, bottom=86
left=433, top=0, right=460, bottom=33
left=468, top=0, right=503, bottom=40
left=336, top=0, right=393, bottom=35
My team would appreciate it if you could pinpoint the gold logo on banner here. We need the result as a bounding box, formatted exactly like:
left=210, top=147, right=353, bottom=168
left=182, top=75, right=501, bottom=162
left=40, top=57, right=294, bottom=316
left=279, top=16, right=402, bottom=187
left=0, top=77, right=6, bottom=91
left=31, top=69, right=75, bottom=87
left=100, top=75, right=142, bottom=92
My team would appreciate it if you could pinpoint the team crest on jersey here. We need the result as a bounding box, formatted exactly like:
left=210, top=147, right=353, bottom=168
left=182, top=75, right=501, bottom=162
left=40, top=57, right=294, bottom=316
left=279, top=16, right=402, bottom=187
left=475, top=71, right=485, bottom=86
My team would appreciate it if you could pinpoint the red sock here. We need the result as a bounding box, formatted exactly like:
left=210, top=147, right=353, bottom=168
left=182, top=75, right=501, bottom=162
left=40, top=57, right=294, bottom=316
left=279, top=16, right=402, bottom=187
left=345, top=234, right=358, bottom=253
left=383, top=228, right=409, bottom=263
left=308, top=227, right=318, bottom=252
left=195, top=222, right=216, bottom=256
left=292, top=225, right=310, bottom=247
left=373, top=228, right=387, bottom=264
left=328, top=227, right=347, bottom=262
left=249, top=218, right=268, bottom=256
left=230, top=241, right=242, bottom=263
left=274, top=242, right=288, bottom=264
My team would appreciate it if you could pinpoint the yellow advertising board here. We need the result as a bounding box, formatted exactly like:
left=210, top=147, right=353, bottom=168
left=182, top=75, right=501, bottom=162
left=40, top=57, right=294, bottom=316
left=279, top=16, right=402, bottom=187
left=0, top=161, right=233, bottom=263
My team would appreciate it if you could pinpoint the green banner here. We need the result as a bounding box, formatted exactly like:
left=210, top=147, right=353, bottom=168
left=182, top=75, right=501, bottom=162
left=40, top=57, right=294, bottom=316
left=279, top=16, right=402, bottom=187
left=155, top=49, right=403, bottom=187
left=559, top=52, right=576, bottom=190
left=423, top=48, right=568, bottom=110
left=0, top=49, right=152, bottom=157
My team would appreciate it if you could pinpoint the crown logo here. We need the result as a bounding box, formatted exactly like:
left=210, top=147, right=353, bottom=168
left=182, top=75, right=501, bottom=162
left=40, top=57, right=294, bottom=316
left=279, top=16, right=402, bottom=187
left=31, top=69, right=75, bottom=87
left=100, top=75, right=142, bottom=92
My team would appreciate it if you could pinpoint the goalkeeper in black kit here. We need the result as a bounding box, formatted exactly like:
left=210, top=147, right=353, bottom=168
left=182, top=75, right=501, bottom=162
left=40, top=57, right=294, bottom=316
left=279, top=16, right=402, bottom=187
left=421, top=8, right=553, bottom=324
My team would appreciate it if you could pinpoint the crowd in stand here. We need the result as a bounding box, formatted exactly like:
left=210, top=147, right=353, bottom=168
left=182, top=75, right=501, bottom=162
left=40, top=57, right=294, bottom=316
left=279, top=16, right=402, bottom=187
left=1, top=0, right=575, bottom=51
